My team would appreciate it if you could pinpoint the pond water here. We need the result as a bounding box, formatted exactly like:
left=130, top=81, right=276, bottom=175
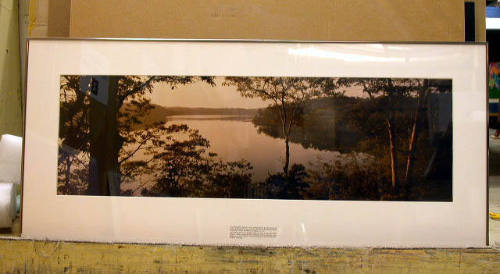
left=167, top=115, right=344, bottom=182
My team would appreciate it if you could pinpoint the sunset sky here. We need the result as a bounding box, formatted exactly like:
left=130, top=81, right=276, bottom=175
left=151, top=77, right=365, bottom=108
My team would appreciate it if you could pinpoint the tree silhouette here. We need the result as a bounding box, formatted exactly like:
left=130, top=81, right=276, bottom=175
left=58, top=75, right=232, bottom=196
left=223, top=77, right=340, bottom=174
left=337, top=78, right=451, bottom=193
left=264, top=164, right=309, bottom=199
left=58, top=76, right=91, bottom=194
left=125, top=123, right=253, bottom=198
left=87, top=76, right=218, bottom=196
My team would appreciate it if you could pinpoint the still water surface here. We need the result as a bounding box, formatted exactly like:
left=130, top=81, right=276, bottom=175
left=168, top=115, right=343, bottom=181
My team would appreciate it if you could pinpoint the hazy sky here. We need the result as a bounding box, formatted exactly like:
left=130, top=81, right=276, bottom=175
left=151, top=77, right=366, bottom=108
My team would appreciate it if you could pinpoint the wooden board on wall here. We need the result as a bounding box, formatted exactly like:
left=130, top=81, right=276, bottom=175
left=69, top=0, right=469, bottom=41
left=471, top=0, right=487, bottom=42
left=47, top=0, right=70, bottom=36
left=0, top=0, right=22, bottom=136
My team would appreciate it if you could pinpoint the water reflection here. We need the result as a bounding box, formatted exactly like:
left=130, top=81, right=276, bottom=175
left=168, top=115, right=345, bottom=182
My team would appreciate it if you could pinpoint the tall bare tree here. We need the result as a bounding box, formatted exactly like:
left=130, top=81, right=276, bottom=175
left=224, top=77, right=339, bottom=174
left=337, top=78, right=422, bottom=189
left=338, top=78, right=451, bottom=192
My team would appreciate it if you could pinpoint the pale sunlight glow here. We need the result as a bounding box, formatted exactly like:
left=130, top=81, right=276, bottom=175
left=288, top=47, right=405, bottom=63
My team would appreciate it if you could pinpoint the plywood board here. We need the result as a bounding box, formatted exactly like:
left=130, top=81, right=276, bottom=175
left=47, top=0, right=70, bottom=37
left=0, top=0, right=22, bottom=136
left=69, top=0, right=466, bottom=41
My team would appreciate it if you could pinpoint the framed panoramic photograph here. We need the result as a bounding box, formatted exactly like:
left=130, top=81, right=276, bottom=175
left=22, top=39, right=487, bottom=247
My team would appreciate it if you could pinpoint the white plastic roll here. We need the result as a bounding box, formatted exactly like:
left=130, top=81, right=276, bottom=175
left=0, top=134, right=22, bottom=184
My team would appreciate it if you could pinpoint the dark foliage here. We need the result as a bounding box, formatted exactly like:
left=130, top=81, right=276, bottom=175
left=263, top=164, right=309, bottom=200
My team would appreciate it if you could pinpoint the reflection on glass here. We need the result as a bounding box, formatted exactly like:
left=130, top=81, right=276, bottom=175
left=58, top=76, right=452, bottom=201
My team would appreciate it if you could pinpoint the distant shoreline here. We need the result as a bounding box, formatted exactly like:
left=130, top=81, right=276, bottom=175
left=123, top=104, right=262, bottom=128
left=167, top=115, right=254, bottom=122
left=151, top=105, right=261, bottom=116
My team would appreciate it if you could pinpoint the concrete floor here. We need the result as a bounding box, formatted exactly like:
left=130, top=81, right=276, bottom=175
left=489, top=129, right=500, bottom=247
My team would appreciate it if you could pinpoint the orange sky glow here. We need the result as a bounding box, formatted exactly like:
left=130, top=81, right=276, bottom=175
left=151, top=77, right=366, bottom=108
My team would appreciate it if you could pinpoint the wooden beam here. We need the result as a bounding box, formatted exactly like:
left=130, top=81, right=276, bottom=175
left=0, top=239, right=499, bottom=272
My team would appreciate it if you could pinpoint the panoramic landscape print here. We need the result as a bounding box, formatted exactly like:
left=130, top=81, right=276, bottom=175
left=58, top=75, right=452, bottom=201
